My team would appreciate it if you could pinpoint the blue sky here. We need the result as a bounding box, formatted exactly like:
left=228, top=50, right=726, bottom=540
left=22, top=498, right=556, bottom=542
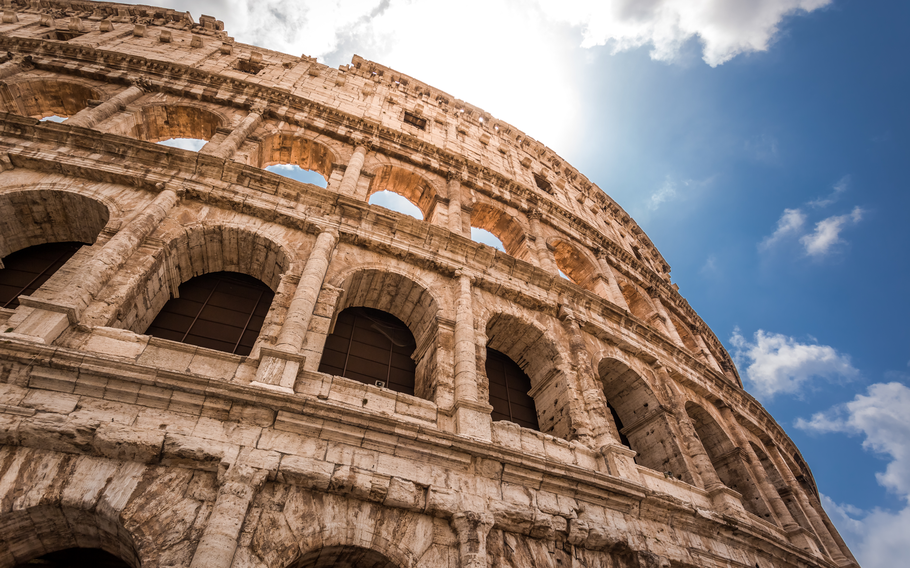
left=137, top=1, right=908, bottom=564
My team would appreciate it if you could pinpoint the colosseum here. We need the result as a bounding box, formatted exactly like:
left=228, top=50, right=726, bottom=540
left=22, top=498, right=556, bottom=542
left=0, top=2, right=859, bottom=568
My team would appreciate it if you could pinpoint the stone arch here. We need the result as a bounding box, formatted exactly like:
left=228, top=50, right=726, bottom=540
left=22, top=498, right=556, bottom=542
left=470, top=202, right=531, bottom=260
left=367, top=165, right=440, bottom=220
left=616, top=277, right=659, bottom=323
left=749, top=441, right=815, bottom=532
left=548, top=238, right=600, bottom=292
left=120, top=222, right=296, bottom=338
left=668, top=312, right=700, bottom=353
left=257, top=131, right=337, bottom=184
left=685, top=402, right=775, bottom=521
left=325, top=267, right=442, bottom=402
left=0, top=504, right=142, bottom=568
left=597, top=356, right=694, bottom=483
left=0, top=188, right=112, bottom=259
left=0, top=78, right=102, bottom=119
left=293, top=546, right=402, bottom=568
left=122, top=103, right=226, bottom=143
left=484, top=311, right=575, bottom=439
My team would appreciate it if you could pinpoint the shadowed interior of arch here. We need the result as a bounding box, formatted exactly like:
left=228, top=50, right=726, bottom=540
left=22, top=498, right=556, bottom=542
left=0, top=241, right=83, bottom=309
left=115, top=104, right=222, bottom=144
left=0, top=79, right=100, bottom=119
left=143, top=271, right=274, bottom=356
left=369, top=190, right=423, bottom=220
left=469, top=203, right=530, bottom=260
left=12, top=548, right=132, bottom=568
left=486, top=348, right=539, bottom=430
left=318, top=306, right=416, bottom=396
left=293, top=545, right=401, bottom=568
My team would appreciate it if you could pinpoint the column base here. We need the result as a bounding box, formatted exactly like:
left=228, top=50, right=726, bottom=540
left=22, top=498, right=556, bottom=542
left=254, top=347, right=306, bottom=391
left=10, top=296, right=78, bottom=344
left=452, top=400, right=493, bottom=442
left=597, top=444, right=641, bottom=482
left=706, top=484, right=746, bottom=516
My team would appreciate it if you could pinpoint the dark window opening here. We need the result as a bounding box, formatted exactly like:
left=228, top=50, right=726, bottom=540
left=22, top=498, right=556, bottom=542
left=486, top=348, right=540, bottom=431
left=0, top=241, right=83, bottom=309
left=48, top=30, right=86, bottom=41
left=144, top=271, right=274, bottom=357
left=403, top=111, right=427, bottom=130
left=13, top=548, right=131, bottom=568
left=237, top=59, right=265, bottom=74
left=608, top=402, right=635, bottom=452
left=318, top=306, right=416, bottom=396
left=533, top=173, right=552, bottom=193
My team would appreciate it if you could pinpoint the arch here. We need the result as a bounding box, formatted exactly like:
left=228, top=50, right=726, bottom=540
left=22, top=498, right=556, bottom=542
left=484, top=312, right=573, bottom=438
left=0, top=505, right=141, bottom=568
left=143, top=271, right=276, bottom=356
left=318, top=306, right=417, bottom=396
left=293, top=545, right=401, bottom=568
left=486, top=347, right=540, bottom=430
left=750, top=441, right=816, bottom=532
left=0, top=189, right=111, bottom=259
left=598, top=357, right=694, bottom=482
left=326, top=268, right=441, bottom=402
left=616, top=278, right=657, bottom=322
left=124, top=104, right=225, bottom=143
left=667, top=312, right=700, bottom=353
left=685, top=402, right=774, bottom=521
left=12, top=548, right=132, bottom=568
left=121, top=223, right=294, bottom=339
left=257, top=132, right=336, bottom=184
left=470, top=202, right=531, bottom=260
left=0, top=242, right=83, bottom=309
left=0, top=78, right=101, bottom=119
left=549, top=238, right=600, bottom=292
left=367, top=165, right=439, bottom=220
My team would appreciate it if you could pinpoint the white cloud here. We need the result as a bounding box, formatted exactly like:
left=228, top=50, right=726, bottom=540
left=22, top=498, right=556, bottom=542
left=539, top=0, right=832, bottom=66
left=759, top=207, right=805, bottom=250
left=809, top=175, right=850, bottom=208
left=800, top=206, right=864, bottom=257
left=700, top=253, right=719, bottom=276
left=648, top=177, right=678, bottom=210
left=730, top=327, right=859, bottom=399
left=797, top=383, right=910, bottom=568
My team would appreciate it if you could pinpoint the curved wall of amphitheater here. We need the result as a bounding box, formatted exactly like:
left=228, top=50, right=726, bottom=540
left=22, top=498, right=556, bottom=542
left=0, top=2, right=858, bottom=568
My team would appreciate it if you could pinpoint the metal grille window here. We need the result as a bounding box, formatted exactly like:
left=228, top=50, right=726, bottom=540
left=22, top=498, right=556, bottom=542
left=0, top=242, right=82, bottom=309
left=486, top=348, right=540, bottom=431
left=318, top=307, right=416, bottom=396
left=144, top=271, right=274, bottom=356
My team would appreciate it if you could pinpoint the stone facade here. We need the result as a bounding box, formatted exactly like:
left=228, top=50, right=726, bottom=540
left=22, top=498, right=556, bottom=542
left=0, top=2, right=859, bottom=567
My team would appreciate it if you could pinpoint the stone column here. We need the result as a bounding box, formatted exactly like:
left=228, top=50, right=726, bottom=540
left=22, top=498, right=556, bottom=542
left=339, top=144, right=368, bottom=197
left=254, top=228, right=338, bottom=391
left=766, top=443, right=850, bottom=564
left=527, top=210, right=557, bottom=273
left=65, top=83, right=145, bottom=128
left=694, top=331, right=724, bottom=373
left=594, top=250, right=629, bottom=310
left=452, top=270, right=491, bottom=440
left=199, top=103, right=265, bottom=160
left=650, top=294, right=685, bottom=346
left=717, top=405, right=798, bottom=530
left=451, top=511, right=494, bottom=568
left=189, top=462, right=268, bottom=568
left=447, top=170, right=468, bottom=237
left=12, top=185, right=180, bottom=343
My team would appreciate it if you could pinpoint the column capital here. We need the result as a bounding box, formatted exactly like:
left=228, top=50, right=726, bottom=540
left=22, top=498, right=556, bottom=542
left=454, top=268, right=474, bottom=284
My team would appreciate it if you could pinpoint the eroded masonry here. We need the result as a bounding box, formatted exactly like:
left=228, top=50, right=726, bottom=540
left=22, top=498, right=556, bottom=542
left=0, top=2, right=859, bottom=568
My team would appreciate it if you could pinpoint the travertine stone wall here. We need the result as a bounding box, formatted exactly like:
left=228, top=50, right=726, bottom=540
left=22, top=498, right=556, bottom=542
left=0, top=2, right=857, bottom=568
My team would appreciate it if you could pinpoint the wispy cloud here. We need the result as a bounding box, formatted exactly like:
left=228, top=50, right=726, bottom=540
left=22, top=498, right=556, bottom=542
left=648, top=177, right=678, bottom=210
left=759, top=208, right=806, bottom=250
left=730, top=327, right=859, bottom=399
left=809, top=175, right=850, bottom=208
left=797, top=382, right=910, bottom=568
left=800, top=206, right=864, bottom=257
left=700, top=254, right=719, bottom=277
left=539, top=0, right=833, bottom=66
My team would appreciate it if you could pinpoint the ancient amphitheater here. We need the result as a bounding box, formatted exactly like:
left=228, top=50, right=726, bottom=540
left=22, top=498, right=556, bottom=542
left=0, top=2, right=859, bottom=568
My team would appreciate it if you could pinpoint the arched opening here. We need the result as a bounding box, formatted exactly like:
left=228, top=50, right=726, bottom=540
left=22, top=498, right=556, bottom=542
left=124, top=104, right=223, bottom=144
left=143, top=271, right=275, bottom=356
left=470, top=227, right=504, bottom=251
left=120, top=225, right=291, bottom=345
left=598, top=358, right=693, bottom=482
left=294, top=545, right=401, bottom=568
left=686, top=402, right=775, bottom=521
left=0, top=242, right=83, bottom=309
left=325, top=269, right=439, bottom=402
left=550, top=239, right=600, bottom=291
left=670, top=315, right=700, bottom=353
left=0, top=79, right=100, bottom=119
left=485, top=313, right=571, bottom=437
left=617, top=280, right=657, bottom=322
left=258, top=132, right=334, bottom=188
left=369, top=191, right=423, bottom=220
left=13, top=548, right=132, bottom=568
left=470, top=203, right=531, bottom=260
left=367, top=166, right=438, bottom=221
left=751, top=442, right=814, bottom=531
left=318, top=306, right=416, bottom=396
left=0, top=190, right=110, bottom=258
left=486, top=348, right=539, bottom=430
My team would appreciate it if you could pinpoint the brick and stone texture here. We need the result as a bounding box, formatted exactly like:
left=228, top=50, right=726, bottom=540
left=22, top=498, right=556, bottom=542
left=0, top=2, right=859, bottom=567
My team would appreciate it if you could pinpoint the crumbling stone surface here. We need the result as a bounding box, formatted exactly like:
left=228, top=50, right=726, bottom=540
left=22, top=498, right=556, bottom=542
left=0, top=1, right=857, bottom=567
